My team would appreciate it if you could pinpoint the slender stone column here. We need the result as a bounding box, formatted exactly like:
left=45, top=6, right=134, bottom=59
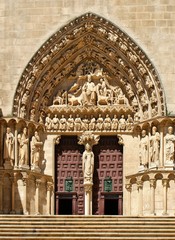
left=137, top=181, right=143, bottom=216
left=35, top=179, right=41, bottom=215
left=160, top=127, right=164, bottom=167
left=125, top=184, right=132, bottom=215
left=0, top=123, right=4, bottom=168
left=22, top=177, right=28, bottom=215
left=14, top=129, right=18, bottom=169
left=0, top=181, right=3, bottom=213
left=10, top=175, right=17, bottom=214
left=46, top=182, right=53, bottom=215
left=84, top=183, right=93, bottom=215
left=162, top=178, right=169, bottom=215
left=150, top=179, right=156, bottom=215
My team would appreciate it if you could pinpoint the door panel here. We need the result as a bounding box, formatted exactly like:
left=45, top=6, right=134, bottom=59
left=55, top=136, right=84, bottom=215
left=55, top=135, right=123, bottom=215
left=93, top=136, right=123, bottom=215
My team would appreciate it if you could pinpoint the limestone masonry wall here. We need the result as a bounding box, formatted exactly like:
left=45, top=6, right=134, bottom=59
left=0, top=0, right=175, bottom=116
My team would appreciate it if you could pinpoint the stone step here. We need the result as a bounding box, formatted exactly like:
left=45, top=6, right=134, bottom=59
left=0, top=216, right=175, bottom=240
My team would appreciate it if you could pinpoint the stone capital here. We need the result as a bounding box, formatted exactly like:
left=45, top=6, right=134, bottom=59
left=35, top=179, right=42, bottom=188
left=125, top=183, right=132, bottom=192
left=78, top=131, right=100, bottom=147
left=54, top=135, right=61, bottom=145
left=150, top=179, right=156, bottom=188
left=137, top=180, right=143, bottom=190
left=46, top=181, right=53, bottom=191
left=162, top=178, right=169, bottom=187
left=84, top=182, right=93, bottom=192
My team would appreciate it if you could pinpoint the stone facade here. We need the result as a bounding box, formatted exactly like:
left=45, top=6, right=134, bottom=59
left=0, top=0, right=175, bottom=216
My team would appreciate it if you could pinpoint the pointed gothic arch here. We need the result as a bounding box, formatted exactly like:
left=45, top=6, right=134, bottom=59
left=13, top=12, right=166, bottom=123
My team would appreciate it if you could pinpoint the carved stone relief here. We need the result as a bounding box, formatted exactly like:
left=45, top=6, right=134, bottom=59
left=12, top=13, right=165, bottom=124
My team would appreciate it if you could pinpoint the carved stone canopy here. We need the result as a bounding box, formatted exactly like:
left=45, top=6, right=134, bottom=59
left=13, top=12, right=166, bottom=123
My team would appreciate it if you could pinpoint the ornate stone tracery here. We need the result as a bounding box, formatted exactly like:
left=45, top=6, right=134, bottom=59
left=13, top=13, right=165, bottom=124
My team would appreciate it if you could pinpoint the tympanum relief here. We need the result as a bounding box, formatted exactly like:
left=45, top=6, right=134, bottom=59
left=13, top=13, right=165, bottom=123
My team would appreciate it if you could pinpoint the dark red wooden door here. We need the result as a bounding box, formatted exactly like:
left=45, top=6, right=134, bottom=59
left=55, top=136, right=123, bottom=215
left=55, top=136, right=84, bottom=215
left=93, top=136, right=123, bottom=215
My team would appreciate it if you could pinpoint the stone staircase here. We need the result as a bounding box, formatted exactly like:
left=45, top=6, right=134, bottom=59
left=0, top=215, right=175, bottom=239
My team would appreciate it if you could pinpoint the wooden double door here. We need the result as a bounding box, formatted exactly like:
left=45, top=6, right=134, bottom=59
left=55, top=136, right=123, bottom=215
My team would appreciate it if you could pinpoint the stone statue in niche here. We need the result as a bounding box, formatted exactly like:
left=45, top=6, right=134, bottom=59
left=67, top=114, right=74, bottom=131
left=165, top=126, right=175, bottom=164
left=19, top=105, right=26, bottom=118
left=82, top=143, right=94, bottom=184
left=21, top=90, right=30, bottom=105
left=96, top=114, right=104, bottom=131
left=59, top=115, right=67, bottom=131
left=89, top=116, right=96, bottom=131
left=126, top=115, right=134, bottom=131
left=104, top=114, right=111, bottom=131
left=52, top=114, right=59, bottom=131
left=139, top=130, right=149, bottom=168
left=18, top=127, right=29, bottom=168
left=45, top=113, right=52, bottom=131
left=118, top=115, right=126, bottom=131
left=30, top=108, right=36, bottom=121
left=74, top=114, right=82, bottom=131
left=111, top=115, right=118, bottom=131
left=149, top=126, right=160, bottom=166
left=3, top=127, right=14, bottom=169
left=30, top=131, right=43, bottom=172
left=82, top=115, right=89, bottom=131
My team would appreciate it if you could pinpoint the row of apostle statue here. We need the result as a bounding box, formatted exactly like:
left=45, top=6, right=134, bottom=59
left=3, top=127, right=43, bottom=171
left=139, top=126, right=175, bottom=169
left=45, top=113, right=134, bottom=132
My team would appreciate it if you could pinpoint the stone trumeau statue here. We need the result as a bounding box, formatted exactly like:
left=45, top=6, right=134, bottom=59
left=82, top=143, right=94, bottom=184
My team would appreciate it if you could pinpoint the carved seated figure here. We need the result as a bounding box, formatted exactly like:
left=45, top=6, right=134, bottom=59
left=111, top=115, right=118, bottom=131
left=103, top=114, right=111, bottom=131
left=96, top=114, right=104, bottom=131
left=118, top=115, right=126, bottom=131
left=82, top=75, right=96, bottom=106
left=53, top=91, right=64, bottom=105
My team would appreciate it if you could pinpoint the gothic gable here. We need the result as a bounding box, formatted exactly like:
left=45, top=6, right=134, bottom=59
left=13, top=12, right=166, bottom=123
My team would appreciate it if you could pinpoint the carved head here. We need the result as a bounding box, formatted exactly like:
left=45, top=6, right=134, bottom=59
left=141, top=129, right=147, bottom=137
left=152, top=126, right=157, bottom=135
left=85, top=143, right=91, bottom=151
left=168, top=126, right=173, bottom=134
left=6, top=127, right=11, bottom=134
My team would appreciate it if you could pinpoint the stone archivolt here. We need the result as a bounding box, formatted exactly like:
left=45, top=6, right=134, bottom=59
left=13, top=13, right=165, bottom=124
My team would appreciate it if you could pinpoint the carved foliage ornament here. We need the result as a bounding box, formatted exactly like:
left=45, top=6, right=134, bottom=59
left=13, top=13, right=166, bottom=123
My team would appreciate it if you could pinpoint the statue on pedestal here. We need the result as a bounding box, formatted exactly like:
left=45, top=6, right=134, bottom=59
left=139, top=130, right=149, bottom=168
left=82, top=143, right=94, bottom=184
left=149, top=126, right=160, bottom=166
left=3, top=127, right=14, bottom=169
left=18, top=127, right=29, bottom=168
left=30, top=131, right=43, bottom=172
left=165, top=126, right=175, bottom=164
